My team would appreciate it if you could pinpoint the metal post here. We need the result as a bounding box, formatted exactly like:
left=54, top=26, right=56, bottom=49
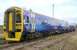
left=52, top=0, right=54, bottom=17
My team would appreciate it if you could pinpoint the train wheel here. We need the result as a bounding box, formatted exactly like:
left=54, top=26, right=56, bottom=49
left=26, top=33, right=34, bottom=40
left=34, top=32, right=43, bottom=38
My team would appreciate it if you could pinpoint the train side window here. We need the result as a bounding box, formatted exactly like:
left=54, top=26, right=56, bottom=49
left=4, top=16, right=6, bottom=31
left=4, top=16, right=6, bottom=26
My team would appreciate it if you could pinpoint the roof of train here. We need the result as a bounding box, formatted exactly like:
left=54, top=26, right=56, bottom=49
left=24, top=9, right=68, bottom=26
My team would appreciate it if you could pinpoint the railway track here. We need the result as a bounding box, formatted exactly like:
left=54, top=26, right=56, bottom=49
left=0, top=31, right=77, bottom=50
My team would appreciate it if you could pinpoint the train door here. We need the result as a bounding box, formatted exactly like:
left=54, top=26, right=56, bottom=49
left=24, top=16, right=32, bottom=32
left=24, top=12, right=35, bottom=32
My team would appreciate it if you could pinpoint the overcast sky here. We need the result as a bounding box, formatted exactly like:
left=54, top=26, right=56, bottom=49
left=0, top=0, right=77, bottom=25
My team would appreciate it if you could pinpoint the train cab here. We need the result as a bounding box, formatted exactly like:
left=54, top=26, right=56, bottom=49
left=3, top=7, right=23, bottom=41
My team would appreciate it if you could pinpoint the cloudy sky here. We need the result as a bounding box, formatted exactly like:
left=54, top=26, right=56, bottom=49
left=0, top=0, right=77, bottom=25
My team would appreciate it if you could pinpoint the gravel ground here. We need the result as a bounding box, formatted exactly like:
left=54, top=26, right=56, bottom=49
left=15, top=30, right=77, bottom=50
left=41, top=31, right=77, bottom=50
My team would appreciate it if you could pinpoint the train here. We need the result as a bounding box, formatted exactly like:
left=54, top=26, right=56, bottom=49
left=3, top=7, right=76, bottom=41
